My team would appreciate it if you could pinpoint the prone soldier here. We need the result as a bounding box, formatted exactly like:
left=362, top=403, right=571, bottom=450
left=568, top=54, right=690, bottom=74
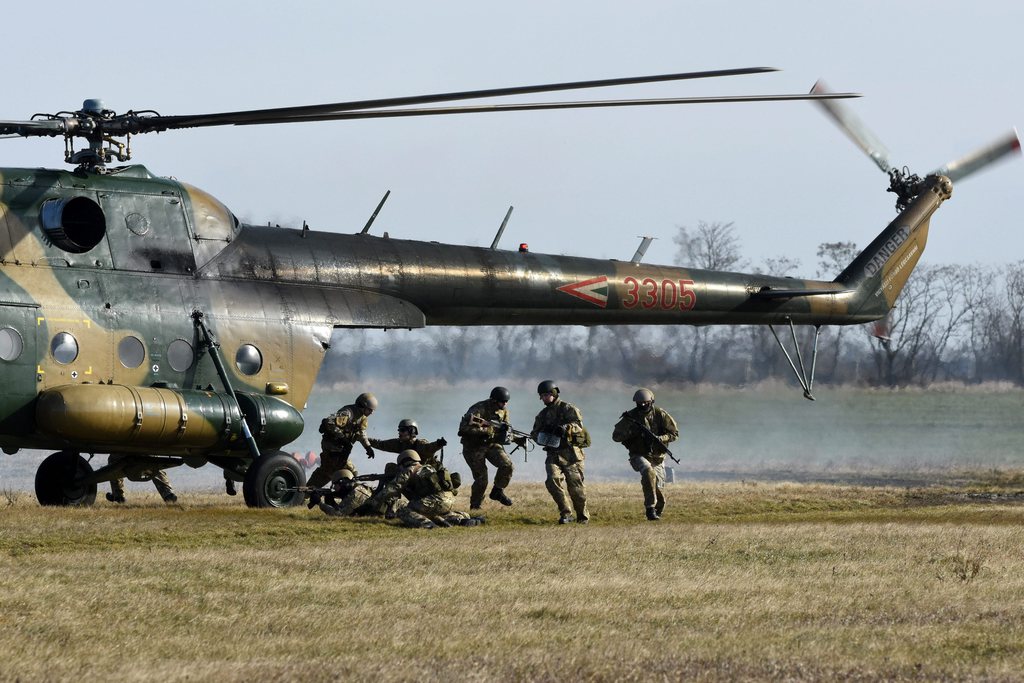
left=531, top=380, right=590, bottom=524
left=312, top=468, right=375, bottom=517
left=370, top=418, right=447, bottom=468
left=306, top=392, right=378, bottom=488
left=458, top=386, right=517, bottom=510
left=612, top=388, right=679, bottom=521
left=374, top=450, right=482, bottom=529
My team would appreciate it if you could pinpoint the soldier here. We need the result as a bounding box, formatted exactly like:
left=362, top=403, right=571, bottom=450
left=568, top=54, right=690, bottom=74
left=458, top=386, right=518, bottom=510
left=306, top=392, right=378, bottom=488
left=105, top=454, right=177, bottom=504
left=312, top=468, right=375, bottom=517
left=370, top=419, right=447, bottom=468
left=530, top=380, right=590, bottom=524
left=375, top=450, right=482, bottom=529
left=612, top=388, right=679, bottom=521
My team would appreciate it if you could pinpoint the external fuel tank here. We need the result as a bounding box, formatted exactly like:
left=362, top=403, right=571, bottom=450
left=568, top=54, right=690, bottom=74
left=35, top=384, right=303, bottom=454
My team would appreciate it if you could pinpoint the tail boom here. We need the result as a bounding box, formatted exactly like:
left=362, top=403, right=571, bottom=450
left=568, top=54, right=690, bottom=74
left=834, top=174, right=952, bottom=320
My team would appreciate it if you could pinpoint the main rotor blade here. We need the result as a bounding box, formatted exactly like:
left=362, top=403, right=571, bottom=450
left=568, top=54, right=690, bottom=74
left=931, top=129, right=1022, bottom=182
left=125, top=67, right=783, bottom=133
left=137, top=67, right=780, bottom=130
left=222, top=92, right=864, bottom=126
left=810, top=80, right=892, bottom=173
left=0, top=119, right=67, bottom=137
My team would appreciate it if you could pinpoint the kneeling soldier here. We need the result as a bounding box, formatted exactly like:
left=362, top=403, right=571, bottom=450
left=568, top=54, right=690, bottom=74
left=379, top=450, right=482, bottom=529
left=612, top=388, right=679, bottom=521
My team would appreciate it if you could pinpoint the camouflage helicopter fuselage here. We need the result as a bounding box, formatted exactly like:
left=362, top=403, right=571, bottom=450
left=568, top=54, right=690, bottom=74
left=0, top=164, right=950, bottom=502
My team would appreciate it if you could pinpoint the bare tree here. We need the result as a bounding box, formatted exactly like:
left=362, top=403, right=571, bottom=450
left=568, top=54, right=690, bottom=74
left=673, top=221, right=746, bottom=383
left=674, top=220, right=746, bottom=271
left=866, top=264, right=971, bottom=386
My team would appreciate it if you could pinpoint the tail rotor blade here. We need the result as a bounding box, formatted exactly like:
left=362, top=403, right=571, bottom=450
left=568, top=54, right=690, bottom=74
left=811, top=80, right=892, bottom=173
left=931, top=129, right=1022, bottom=182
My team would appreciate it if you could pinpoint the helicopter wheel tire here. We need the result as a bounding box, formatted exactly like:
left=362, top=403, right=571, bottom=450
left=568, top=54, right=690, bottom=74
left=35, top=451, right=97, bottom=507
left=242, top=450, right=306, bottom=509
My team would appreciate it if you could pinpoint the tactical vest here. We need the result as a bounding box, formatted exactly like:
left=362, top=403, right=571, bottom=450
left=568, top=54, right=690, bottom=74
left=405, top=465, right=456, bottom=499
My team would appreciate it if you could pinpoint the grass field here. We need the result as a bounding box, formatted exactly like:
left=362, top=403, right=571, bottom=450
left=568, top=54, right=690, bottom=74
left=3, top=479, right=1024, bottom=681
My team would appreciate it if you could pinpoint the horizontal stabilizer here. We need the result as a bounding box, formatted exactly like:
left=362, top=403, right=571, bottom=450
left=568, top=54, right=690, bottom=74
left=751, top=288, right=854, bottom=300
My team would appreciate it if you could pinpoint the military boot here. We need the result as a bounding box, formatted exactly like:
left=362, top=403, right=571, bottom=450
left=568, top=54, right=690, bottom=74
left=655, top=500, right=665, bottom=517
left=105, top=492, right=125, bottom=504
left=163, top=493, right=178, bottom=504
left=558, top=512, right=574, bottom=524
left=225, top=479, right=237, bottom=496
left=645, top=506, right=659, bottom=521
left=488, top=488, right=513, bottom=506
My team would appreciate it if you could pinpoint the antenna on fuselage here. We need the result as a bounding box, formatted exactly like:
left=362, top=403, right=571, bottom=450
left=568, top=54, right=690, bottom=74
left=489, top=206, right=514, bottom=249
left=360, top=190, right=391, bottom=234
left=631, top=236, right=655, bottom=263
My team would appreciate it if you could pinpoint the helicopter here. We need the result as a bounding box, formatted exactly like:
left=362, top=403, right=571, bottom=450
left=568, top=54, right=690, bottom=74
left=0, top=67, right=1017, bottom=508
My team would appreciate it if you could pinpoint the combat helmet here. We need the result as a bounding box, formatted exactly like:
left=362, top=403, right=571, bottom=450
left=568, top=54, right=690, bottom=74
left=355, top=392, right=378, bottom=411
left=333, top=468, right=355, bottom=481
left=537, top=380, right=559, bottom=396
left=397, top=449, right=422, bottom=467
left=397, top=418, right=418, bottom=436
left=633, top=388, right=655, bottom=404
left=489, top=386, right=511, bottom=402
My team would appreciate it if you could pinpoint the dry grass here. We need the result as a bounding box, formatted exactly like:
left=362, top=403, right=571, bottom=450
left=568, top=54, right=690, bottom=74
left=2, top=481, right=1024, bottom=681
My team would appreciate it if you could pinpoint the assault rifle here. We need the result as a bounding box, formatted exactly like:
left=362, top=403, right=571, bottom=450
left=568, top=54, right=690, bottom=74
left=470, top=415, right=535, bottom=461
left=287, top=472, right=391, bottom=508
left=620, top=414, right=680, bottom=464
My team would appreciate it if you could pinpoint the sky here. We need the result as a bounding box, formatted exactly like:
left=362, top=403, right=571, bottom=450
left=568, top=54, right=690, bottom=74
left=2, top=1, right=1021, bottom=275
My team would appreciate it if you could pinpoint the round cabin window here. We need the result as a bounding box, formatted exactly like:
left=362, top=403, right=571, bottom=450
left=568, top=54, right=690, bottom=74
left=0, top=327, right=24, bottom=362
left=50, top=332, right=79, bottom=365
left=118, top=336, right=146, bottom=369
left=235, top=344, right=263, bottom=375
left=167, top=339, right=195, bottom=372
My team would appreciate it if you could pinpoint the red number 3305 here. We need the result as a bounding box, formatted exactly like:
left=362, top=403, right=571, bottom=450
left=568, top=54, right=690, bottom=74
left=622, top=276, right=696, bottom=311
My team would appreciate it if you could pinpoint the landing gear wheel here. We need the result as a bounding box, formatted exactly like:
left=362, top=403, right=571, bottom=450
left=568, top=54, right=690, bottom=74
left=35, top=451, right=97, bottom=506
left=242, top=450, right=306, bottom=508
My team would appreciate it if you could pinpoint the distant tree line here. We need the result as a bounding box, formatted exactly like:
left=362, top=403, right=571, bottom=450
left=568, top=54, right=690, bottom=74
left=325, top=222, right=1024, bottom=389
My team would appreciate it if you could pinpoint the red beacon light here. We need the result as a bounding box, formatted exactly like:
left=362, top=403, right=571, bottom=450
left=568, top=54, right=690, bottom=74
left=519, top=243, right=529, bottom=253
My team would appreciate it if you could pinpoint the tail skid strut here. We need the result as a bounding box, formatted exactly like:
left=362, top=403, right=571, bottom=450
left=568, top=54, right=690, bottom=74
left=769, top=320, right=821, bottom=401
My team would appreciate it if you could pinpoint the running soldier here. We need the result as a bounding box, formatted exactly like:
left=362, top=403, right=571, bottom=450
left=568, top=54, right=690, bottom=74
left=458, top=386, right=518, bottom=510
left=306, top=392, right=377, bottom=488
left=370, top=419, right=447, bottom=468
left=105, top=454, right=177, bottom=504
left=375, top=450, right=482, bottom=529
left=531, top=380, right=590, bottom=524
left=612, top=388, right=679, bottom=521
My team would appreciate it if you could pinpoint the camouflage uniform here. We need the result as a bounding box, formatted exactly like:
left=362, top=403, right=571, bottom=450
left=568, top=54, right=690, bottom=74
left=317, top=480, right=375, bottom=517
left=459, top=399, right=514, bottom=508
left=106, top=453, right=177, bottom=503
left=376, top=462, right=472, bottom=528
left=370, top=436, right=446, bottom=469
left=307, top=404, right=372, bottom=487
left=532, top=398, right=589, bottom=523
left=613, top=405, right=679, bottom=516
